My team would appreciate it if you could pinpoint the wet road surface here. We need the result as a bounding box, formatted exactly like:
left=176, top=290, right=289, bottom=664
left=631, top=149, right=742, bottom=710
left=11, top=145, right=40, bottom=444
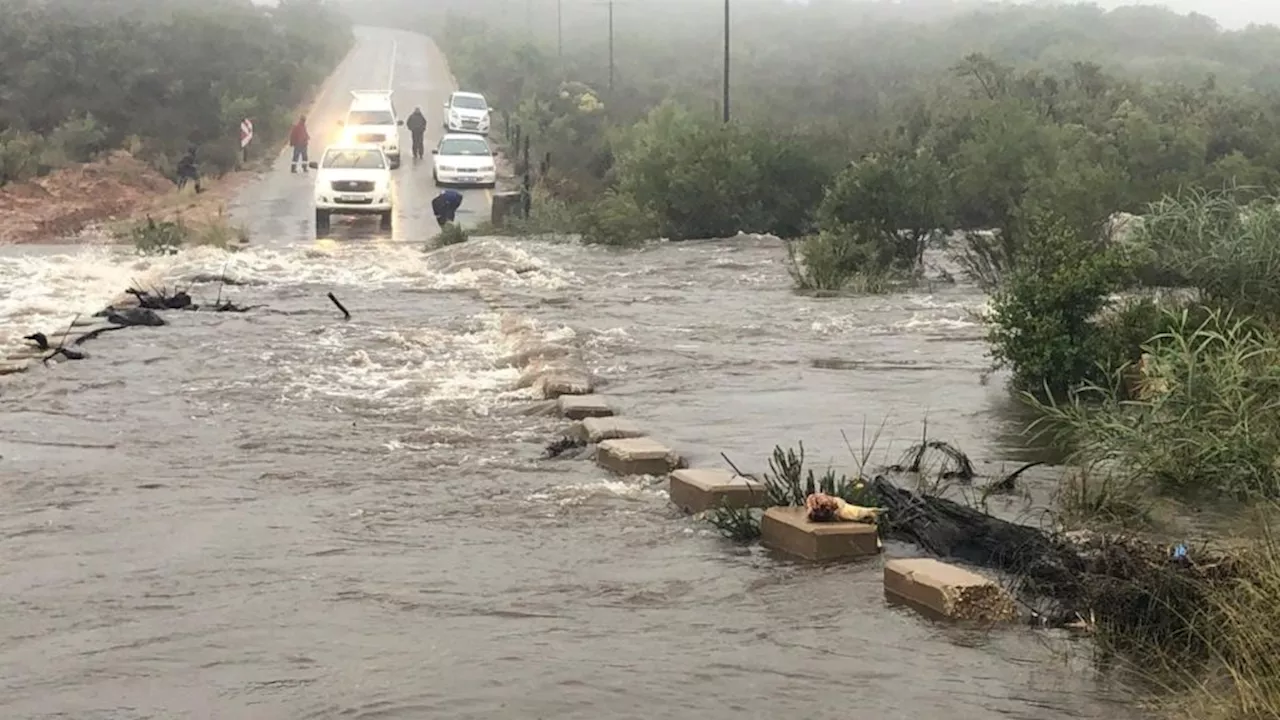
left=233, top=26, right=497, bottom=244
left=0, top=27, right=1148, bottom=720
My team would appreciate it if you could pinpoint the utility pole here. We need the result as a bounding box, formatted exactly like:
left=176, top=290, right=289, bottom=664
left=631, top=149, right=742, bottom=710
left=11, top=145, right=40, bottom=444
left=608, top=0, right=615, bottom=94
left=588, top=0, right=620, bottom=94
left=723, top=0, right=730, bottom=122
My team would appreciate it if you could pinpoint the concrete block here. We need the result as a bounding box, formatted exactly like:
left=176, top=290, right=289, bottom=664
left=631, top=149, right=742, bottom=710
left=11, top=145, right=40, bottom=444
left=668, top=468, right=766, bottom=514
left=596, top=437, right=679, bottom=477
left=581, top=417, right=645, bottom=443
left=0, top=359, right=31, bottom=375
left=883, top=557, right=1018, bottom=623
left=539, top=370, right=593, bottom=399
left=760, top=506, right=881, bottom=562
left=558, top=394, right=613, bottom=420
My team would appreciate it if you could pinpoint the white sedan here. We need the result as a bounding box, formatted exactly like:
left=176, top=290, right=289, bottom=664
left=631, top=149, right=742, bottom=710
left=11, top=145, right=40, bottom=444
left=431, top=133, right=497, bottom=188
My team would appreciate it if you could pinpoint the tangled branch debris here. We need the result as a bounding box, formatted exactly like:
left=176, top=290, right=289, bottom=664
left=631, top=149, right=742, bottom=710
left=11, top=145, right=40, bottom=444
left=985, top=461, right=1043, bottom=494
left=543, top=434, right=586, bottom=459
left=127, top=284, right=192, bottom=310
left=40, top=316, right=86, bottom=365
left=124, top=282, right=256, bottom=312
left=891, top=439, right=976, bottom=481
left=868, top=476, right=1246, bottom=651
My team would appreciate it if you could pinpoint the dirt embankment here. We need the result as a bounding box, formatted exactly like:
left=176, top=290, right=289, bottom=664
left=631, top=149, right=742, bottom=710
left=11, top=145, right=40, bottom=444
left=0, top=150, right=265, bottom=246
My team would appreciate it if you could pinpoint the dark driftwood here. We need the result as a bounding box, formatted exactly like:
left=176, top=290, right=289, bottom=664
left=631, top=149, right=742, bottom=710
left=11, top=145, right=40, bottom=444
left=121, top=284, right=255, bottom=313
left=543, top=434, right=586, bottom=459
left=99, top=307, right=166, bottom=327
left=127, top=285, right=192, bottom=310
left=869, top=476, right=1247, bottom=645
left=869, top=476, right=1084, bottom=597
left=327, top=292, right=351, bottom=320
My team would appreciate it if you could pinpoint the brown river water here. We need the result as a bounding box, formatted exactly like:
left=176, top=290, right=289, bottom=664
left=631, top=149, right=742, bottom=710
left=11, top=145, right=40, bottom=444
left=0, top=25, right=1147, bottom=720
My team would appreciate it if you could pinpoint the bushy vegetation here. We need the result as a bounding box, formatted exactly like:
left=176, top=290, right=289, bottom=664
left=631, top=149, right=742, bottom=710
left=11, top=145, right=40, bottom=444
left=434, top=222, right=470, bottom=247
left=125, top=213, right=249, bottom=254
left=0, top=0, right=351, bottom=186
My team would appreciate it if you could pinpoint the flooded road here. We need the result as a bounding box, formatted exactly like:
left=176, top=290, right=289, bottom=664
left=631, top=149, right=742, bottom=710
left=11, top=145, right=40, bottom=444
left=0, top=27, right=1144, bottom=720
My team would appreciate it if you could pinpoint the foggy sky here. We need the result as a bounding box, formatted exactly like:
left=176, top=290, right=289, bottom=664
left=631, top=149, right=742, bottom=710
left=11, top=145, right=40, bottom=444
left=1024, top=1, right=1279, bottom=30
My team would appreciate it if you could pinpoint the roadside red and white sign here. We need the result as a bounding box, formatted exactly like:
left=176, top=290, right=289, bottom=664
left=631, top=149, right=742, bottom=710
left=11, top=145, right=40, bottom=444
left=240, top=119, right=253, bottom=148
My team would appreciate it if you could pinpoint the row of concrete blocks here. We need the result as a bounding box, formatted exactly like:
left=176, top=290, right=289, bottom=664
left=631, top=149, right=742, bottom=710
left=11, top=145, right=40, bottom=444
left=0, top=294, right=143, bottom=378
left=551, top=393, right=1018, bottom=623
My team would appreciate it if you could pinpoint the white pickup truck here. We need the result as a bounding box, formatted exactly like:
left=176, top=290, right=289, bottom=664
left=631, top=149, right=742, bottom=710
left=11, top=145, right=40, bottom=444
left=339, top=90, right=404, bottom=169
left=310, top=143, right=394, bottom=235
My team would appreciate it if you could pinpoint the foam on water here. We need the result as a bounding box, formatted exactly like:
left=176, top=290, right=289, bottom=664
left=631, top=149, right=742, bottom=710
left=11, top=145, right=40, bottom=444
left=525, top=477, right=669, bottom=508
left=0, top=245, right=176, bottom=352
left=163, top=238, right=578, bottom=292
left=0, top=238, right=579, bottom=358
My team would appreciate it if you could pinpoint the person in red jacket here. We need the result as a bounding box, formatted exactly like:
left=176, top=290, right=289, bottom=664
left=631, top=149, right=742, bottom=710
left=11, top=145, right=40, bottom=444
left=289, top=116, right=310, bottom=173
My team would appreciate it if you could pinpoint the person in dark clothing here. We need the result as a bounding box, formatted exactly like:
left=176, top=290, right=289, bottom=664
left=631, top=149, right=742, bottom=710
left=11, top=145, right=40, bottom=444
left=175, top=146, right=202, bottom=193
left=406, top=107, right=427, bottom=160
left=289, top=115, right=310, bottom=173
left=431, top=189, right=464, bottom=227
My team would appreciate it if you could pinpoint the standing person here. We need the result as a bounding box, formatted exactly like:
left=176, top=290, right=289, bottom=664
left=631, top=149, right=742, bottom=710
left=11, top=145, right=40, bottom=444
left=175, top=145, right=202, bottom=193
left=406, top=106, right=427, bottom=160
left=431, top=189, right=464, bottom=227
left=289, top=115, right=310, bottom=173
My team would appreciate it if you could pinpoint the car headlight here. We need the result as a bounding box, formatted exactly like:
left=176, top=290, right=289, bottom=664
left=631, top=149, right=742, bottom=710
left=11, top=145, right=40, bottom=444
left=438, top=165, right=455, bottom=172
left=449, top=111, right=460, bottom=122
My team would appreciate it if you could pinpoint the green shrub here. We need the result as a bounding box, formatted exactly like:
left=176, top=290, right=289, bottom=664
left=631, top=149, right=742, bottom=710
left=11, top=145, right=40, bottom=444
left=39, top=114, right=108, bottom=168
left=987, top=211, right=1132, bottom=396
left=0, top=129, right=44, bottom=184
left=128, top=217, right=189, bottom=255
left=190, top=214, right=249, bottom=249
left=578, top=190, right=658, bottom=246
left=614, top=102, right=831, bottom=240
left=436, top=223, right=469, bottom=246
left=817, top=149, right=950, bottom=273
left=1032, top=307, right=1280, bottom=501
left=785, top=229, right=892, bottom=294
left=1135, top=188, right=1280, bottom=319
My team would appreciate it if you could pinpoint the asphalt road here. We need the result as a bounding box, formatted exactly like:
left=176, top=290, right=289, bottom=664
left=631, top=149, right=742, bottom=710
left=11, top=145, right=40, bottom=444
left=231, top=26, right=496, bottom=244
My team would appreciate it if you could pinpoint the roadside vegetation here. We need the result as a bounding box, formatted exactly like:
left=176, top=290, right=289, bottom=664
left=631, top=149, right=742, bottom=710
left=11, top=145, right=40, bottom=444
left=339, top=2, right=1280, bottom=715
left=125, top=212, right=249, bottom=255
left=434, top=222, right=470, bottom=247
left=0, top=0, right=351, bottom=187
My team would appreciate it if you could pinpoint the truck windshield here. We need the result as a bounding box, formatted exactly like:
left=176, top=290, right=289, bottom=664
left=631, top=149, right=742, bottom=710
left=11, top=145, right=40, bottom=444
left=321, top=149, right=386, bottom=169
left=347, top=110, right=395, bottom=125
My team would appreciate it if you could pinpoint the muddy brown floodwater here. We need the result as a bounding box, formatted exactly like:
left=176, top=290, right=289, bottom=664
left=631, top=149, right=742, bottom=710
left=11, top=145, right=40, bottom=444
left=0, top=235, right=1144, bottom=720
left=0, top=24, right=1149, bottom=720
